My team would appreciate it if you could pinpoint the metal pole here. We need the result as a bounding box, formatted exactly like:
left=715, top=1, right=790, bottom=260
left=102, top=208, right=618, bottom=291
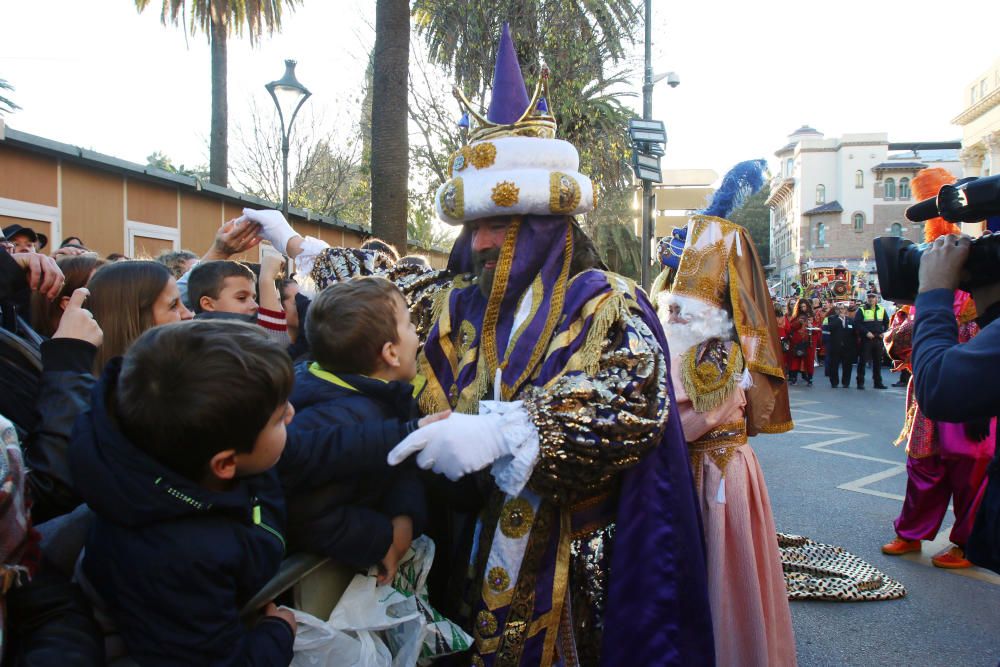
left=281, top=131, right=290, bottom=219
left=639, top=0, right=653, bottom=291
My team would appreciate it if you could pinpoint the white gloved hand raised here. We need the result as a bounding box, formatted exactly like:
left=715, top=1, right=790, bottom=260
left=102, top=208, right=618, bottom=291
left=242, top=208, right=301, bottom=256
left=387, top=410, right=514, bottom=481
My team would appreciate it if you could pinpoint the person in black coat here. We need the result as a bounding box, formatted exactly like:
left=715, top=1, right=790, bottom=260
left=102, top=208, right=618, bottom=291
left=287, top=276, right=444, bottom=585
left=825, top=304, right=857, bottom=388
left=71, top=321, right=422, bottom=666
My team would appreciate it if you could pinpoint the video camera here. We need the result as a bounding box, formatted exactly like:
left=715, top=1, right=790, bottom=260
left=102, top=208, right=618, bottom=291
left=873, top=174, right=1000, bottom=302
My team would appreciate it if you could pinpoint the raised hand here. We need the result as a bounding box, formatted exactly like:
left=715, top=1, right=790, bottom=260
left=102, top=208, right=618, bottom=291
left=53, top=287, right=103, bottom=347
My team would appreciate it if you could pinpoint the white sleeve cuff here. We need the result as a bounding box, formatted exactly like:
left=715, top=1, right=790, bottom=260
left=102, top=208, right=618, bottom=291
left=292, top=236, right=330, bottom=292
left=484, top=403, right=540, bottom=497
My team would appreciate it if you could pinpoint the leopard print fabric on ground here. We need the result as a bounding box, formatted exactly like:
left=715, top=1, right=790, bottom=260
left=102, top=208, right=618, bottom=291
left=778, top=533, right=906, bottom=601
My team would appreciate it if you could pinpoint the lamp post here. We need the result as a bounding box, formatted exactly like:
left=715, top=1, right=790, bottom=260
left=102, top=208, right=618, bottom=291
left=637, top=0, right=679, bottom=291
left=265, top=59, right=312, bottom=219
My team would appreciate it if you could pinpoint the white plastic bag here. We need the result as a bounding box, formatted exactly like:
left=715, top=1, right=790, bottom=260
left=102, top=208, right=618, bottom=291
left=290, top=536, right=470, bottom=667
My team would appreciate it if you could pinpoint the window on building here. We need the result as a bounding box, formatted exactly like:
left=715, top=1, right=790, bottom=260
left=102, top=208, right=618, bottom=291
left=890, top=223, right=903, bottom=237
left=899, top=177, right=911, bottom=199
left=971, top=86, right=978, bottom=104
left=855, top=170, right=864, bottom=188
left=786, top=158, right=793, bottom=177
left=884, top=177, right=896, bottom=200
left=817, top=222, right=826, bottom=247
left=982, top=79, right=989, bottom=97
left=816, top=184, right=826, bottom=204
left=853, top=213, right=865, bottom=232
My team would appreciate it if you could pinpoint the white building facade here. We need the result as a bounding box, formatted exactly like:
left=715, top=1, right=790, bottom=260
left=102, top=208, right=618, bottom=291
left=766, top=126, right=960, bottom=294
left=954, top=57, right=1000, bottom=177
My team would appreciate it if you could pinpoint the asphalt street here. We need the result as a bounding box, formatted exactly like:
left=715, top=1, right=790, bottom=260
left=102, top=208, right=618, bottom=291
left=754, top=368, right=1000, bottom=666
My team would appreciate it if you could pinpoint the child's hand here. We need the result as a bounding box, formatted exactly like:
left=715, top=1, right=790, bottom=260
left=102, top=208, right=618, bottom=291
left=418, top=410, right=451, bottom=428
left=377, top=547, right=401, bottom=586
left=263, top=602, right=296, bottom=637
left=260, top=246, right=286, bottom=279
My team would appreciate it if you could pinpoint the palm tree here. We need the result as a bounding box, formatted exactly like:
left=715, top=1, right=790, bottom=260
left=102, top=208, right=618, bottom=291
left=135, top=0, right=300, bottom=187
left=0, top=78, right=20, bottom=115
left=370, top=0, right=410, bottom=254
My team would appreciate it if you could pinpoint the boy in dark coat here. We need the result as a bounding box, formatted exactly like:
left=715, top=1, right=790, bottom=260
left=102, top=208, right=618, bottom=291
left=287, top=276, right=441, bottom=585
left=71, top=320, right=422, bottom=666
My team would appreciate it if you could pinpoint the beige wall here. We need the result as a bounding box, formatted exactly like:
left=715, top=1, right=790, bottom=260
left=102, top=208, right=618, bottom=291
left=61, top=163, right=125, bottom=255
left=0, top=147, right=57, bottom=206
left=0, top=142, right=449, bottom=267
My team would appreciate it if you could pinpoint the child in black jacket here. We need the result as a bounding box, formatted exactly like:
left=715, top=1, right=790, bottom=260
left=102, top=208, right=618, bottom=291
left=287, top=276, right=445, bottom=584
left=71, top=320, right=421, bottom=666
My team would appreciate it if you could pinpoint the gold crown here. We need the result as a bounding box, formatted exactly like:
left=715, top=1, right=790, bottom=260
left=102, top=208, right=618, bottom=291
left=454, top=67, right=557, bottom=142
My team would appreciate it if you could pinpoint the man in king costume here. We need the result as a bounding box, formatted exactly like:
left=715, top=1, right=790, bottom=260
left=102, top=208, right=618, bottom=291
left=656, top=162, right=797, bottom=666
left=383, top=26, right=713, bottom=666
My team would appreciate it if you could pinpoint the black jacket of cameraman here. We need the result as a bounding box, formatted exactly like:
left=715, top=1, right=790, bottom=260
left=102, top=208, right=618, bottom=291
left=913, top=287, right=1000, bottom=574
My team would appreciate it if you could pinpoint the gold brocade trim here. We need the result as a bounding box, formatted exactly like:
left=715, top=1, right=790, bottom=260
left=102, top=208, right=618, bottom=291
left=757, top=420, right=794, bottom=434
left=477, top=508, right=570, bottom=667
left=500, top=497, right=534, bottom=539
left=471, top=656, right=486, bottom=667
left=689, top=420, right=748, bottom=495
left=449, top=146, right=473, bottom=174
left=592, top=185, right=599, bottom=210
left=549, top=172, right=581, bottom=214
left=472, top=142, right=498, bottom=169
left=488, top=566, right=511, bottom=593
left=457, top=320, right=477, bottom=361
left=680, top=343, right=744, bottom=413
left=501, top=224, right=573, bottom=399
left=491, top=181, right=520, bottom=207
left=416, top=352, right=450, bottom=415
left=476, top=610, right=499, bottom=638
left=441, top=177, right=465, bottom=219
left=480, top=218, right=521, bottom=379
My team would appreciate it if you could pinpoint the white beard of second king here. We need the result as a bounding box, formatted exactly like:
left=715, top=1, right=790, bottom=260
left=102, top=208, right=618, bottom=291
left=659, top=296, right=735, bottom=361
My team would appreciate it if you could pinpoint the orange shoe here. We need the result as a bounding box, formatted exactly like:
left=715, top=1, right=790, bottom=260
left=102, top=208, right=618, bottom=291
left=882, top=537, right=921, bottom=555
left=931, top=546, right=973, bottom=569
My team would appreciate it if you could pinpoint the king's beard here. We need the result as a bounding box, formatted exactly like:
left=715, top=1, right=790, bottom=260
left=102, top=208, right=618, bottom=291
left=660, top=299, right=735, bottom=360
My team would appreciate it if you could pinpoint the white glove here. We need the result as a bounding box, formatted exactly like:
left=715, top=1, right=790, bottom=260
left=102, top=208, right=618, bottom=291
left=242, top=208, right=300, bottom=255
left=388, top=411, right=512, bottom=481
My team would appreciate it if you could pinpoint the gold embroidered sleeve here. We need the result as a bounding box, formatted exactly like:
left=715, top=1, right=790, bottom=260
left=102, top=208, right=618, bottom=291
left=523, top=311, right=669, bottom=505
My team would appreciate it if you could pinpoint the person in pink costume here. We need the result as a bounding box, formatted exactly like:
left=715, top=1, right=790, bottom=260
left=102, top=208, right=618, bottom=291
left=660, top=214, right=797, bottom=667
left=882, top=290, right=996, bottom=568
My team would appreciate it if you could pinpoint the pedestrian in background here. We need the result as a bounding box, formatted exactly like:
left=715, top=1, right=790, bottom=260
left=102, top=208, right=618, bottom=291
left=855, top=292, right=889, bottom=389
left=825, top=304, right=856, bottom=388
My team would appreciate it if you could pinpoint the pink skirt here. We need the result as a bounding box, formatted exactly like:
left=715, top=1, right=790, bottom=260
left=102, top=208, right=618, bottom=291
left=694, top=444, right=797, bottom=667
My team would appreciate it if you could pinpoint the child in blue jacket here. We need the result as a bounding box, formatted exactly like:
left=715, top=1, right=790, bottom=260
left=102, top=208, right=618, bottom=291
left=71, top=319, right=423, bottom=666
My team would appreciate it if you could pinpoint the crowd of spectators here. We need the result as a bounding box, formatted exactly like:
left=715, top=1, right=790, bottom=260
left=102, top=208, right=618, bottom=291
left=0, top=219, right=443, bottom=664
left=775, top=290, right=895, bottom=389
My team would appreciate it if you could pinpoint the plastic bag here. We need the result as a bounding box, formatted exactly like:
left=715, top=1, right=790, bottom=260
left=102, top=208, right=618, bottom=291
left=290, top=536, right=470, bottom=667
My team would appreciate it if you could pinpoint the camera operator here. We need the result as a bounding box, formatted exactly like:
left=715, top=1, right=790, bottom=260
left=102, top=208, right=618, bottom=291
left=912, top=232, right=1000, bottom=572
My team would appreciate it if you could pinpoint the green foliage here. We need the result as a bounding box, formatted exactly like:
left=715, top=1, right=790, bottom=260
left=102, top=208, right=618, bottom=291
left=134, top=0, right=300, bottom=43
left=145, top=151, right=209, bottom=179
left=411, top=0, right=639, bottom=195
left=728, top=185, right=771, bottom=266
left=586, top=187, right=641, bottom=280
left=0, top=78, right=20, bottom=115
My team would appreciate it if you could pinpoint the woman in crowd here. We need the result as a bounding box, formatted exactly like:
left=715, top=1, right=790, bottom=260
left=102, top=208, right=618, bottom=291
left=30, top=254, right=107, bottom=337
left=783, top=298, right=819, bottom=385
left=88, top=260, right=192, bottom=373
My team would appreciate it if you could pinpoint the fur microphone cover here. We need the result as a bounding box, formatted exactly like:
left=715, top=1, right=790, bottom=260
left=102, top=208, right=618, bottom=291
left=912, top=167, right=960, bottom=243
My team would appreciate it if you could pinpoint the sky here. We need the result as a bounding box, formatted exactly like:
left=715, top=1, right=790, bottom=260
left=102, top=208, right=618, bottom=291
left=2, top=0, right=999, bottom=186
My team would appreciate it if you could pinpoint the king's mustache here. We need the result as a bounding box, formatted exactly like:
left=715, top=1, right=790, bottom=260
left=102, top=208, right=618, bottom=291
left=474, top=249, right=501, bottom=268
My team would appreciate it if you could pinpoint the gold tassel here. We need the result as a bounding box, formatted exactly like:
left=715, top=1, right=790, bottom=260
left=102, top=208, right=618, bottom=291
left=680, top=344, right=744, bottom=414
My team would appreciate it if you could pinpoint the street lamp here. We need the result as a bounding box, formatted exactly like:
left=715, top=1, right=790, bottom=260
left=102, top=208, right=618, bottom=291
left=637, top=0, right=679, bottom=291
left=265, top=59, right=312, bottom=218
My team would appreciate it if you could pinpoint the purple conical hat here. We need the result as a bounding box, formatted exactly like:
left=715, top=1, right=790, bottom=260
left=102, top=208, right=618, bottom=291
left=486, top=24, right=530, bottom=125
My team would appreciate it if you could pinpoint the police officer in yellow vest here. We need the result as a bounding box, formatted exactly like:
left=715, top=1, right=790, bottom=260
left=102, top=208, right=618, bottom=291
left=854, top=292, right=890, bottom=389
